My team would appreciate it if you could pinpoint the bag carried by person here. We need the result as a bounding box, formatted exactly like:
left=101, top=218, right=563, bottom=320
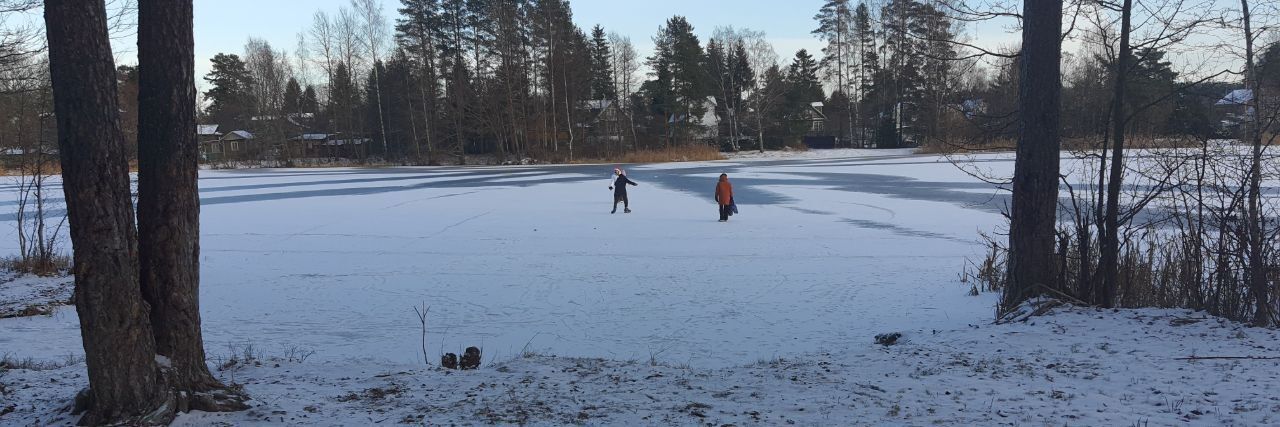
left=730, top=197, right=738, bottom=215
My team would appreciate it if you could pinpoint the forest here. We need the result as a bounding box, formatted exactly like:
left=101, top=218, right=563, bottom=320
left=2, top=0, right=1278, bottom=166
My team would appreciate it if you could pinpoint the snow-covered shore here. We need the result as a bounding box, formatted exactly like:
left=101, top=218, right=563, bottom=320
left=5, top=304, right=1278, bottom=426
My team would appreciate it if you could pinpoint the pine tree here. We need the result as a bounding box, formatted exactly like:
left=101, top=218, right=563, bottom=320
left=329, top=62, right=362, bottom=140
left=853, top=2, right=877, bottom=145
left=284, top=77, right=303, bottom=116
left=647, top=16, right=709, bottom=146
left=396, top=0, right=442, bottom=161
left=813, top=0, right=854, bottom=142
left=46, top=0, right=167, bottom=422
left=589, top=25, right=616, bottom=100
left=785, top=49, right=824, bottom=142
left=787, top=49, right=823, bottom=102
left=302, top=85, right=320, bottom=114
left=203, top=53, right=254, bottom=129
left=437, top=0, right=473, bottom=159
left=137, top=0, right=246, bottom=413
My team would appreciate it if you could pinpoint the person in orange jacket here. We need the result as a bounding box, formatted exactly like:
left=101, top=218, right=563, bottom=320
left=714, top=173, right=734, bottom=222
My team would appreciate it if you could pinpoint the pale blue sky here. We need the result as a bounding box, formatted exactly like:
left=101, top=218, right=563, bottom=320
left=185, top=0, right=1022, bottom=84
left=171, top=0, right=1252, bottom=88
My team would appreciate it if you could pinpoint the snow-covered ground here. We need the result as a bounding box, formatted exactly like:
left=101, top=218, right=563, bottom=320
left=2, top=149, right=1279, bottom=425
left=8, top=303, right=1279, bottom=426
left=0, top=273, right=72, bottom=319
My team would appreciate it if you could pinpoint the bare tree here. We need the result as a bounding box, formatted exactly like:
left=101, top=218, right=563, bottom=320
left=353, top=0, right=388, bottom=158
left=310, top=10, right=337, bottom=103
left=1238, top=0, right=1272, bottom=325
left=336, top=5, right=365, bottom=77
left=744, top=33, right=781, bottom=153
left=709, top=26, right=758, bottom=152
left=295, top=31, right=311, bottom=89
left=609, top=31, right=639, bottom=151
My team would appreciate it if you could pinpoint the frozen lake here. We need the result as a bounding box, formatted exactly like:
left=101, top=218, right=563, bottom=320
left=2, top=149, right=1009, bottom=367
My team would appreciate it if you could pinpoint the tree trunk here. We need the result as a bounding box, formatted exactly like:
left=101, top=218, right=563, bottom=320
left=1099, top=0, right=1133, bottom=308
left=1002, top=0, right=1063, bottom=311
left=373, top=63, right=389, bottom=159
left=44, top=0, right=170, bottom=424
left=136, top=0, right=247, bottom=413
left=1240, top=0, right=1270, bottom=326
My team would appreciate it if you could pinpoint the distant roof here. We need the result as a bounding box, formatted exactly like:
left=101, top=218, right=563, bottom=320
left=584, top=100, right=612, bottom=110
left=326, top=138, right=369, bottom=146
left=1216, top=89, right=1253, bottom=106
left=290, top=133, right=332, bottom=141
left=196, top=124, right=221, bottom=136
left=223, top=130, right=254, bottom=140
left=810, top=101, right=824, bottom=107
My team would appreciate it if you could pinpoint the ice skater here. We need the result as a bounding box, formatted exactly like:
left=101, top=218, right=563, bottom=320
left=715, top=173, right=734, bottom=222
left=609, top=168, right=638, bottom=214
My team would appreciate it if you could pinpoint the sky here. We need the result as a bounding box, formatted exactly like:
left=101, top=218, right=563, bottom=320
left=88, top=0, right=1249, bottom=91
left=184, top=0, right=1024, bottom=88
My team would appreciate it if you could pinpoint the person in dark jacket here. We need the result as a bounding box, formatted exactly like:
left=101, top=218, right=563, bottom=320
left=715, top=173, right=734, bottom=222
left=609, top=168, right=638, bottom=213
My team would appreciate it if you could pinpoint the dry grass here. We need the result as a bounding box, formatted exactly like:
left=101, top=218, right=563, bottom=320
left=917, top=135, right=1217, bottom=155
left=1062, top=136, right=1208, bottom=151
left=573, top=144, right=725, bottom=164
left=915, top=138, right=1015, bottom=155
left=0, top=254, right=71, bottom=277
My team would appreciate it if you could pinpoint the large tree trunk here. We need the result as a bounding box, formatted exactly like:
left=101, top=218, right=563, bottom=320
left=1240, top=0, right=1270, bottom=326
left=1002, top=0, right=1063, bottom=311
left=44, top=0, right=170, bottom=424
left=1098, top=0, right=1133, bottom=308
left=136, top=0, right=247, bottom=412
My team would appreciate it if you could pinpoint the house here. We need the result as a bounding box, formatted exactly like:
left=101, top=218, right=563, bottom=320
left=250, top=112, right=317, bottom=129
left=196, top=124, right=222, bottom=141
left=201, top=130, right=255, bottom=162
left=803, top=102, right=827, bottom=134
left=667, top=97, right=720, bottom=141
left=1216, top=89, right=1255, bottom=132
left=799, top=101, right=833, bottom=148
left=582, top=100, right=626, bottom=145
left=285, top=133, right=368, bottom=159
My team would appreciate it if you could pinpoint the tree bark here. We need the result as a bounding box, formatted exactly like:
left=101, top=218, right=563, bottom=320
left=44, top=0, right=170, bottom=424
left=1098, top=0, right=1133, bottom=308
left=136, top=0, right=246, bottom=411
left=1239, top=0, right=1270, bottom=326
left=1002, top=0, right=1063, bottom=311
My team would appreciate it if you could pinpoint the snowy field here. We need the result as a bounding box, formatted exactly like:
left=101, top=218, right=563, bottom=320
left=2, top=148, right=1279, bottom=425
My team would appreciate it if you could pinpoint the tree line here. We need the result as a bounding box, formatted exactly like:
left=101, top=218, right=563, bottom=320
left=196, top=0, right=977, bottom=164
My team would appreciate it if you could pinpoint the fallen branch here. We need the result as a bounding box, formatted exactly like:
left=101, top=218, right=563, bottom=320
left=1175, top=356, right=1280, bottom=361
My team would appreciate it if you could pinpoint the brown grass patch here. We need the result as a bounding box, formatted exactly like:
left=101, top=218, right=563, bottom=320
left=915, top=138, right=1015, bottom=155
left=0, top=255, right=71, bottom=277
left=573, top=144, right=725, bottom=164
left=916, top=135, right=1218, bottom=155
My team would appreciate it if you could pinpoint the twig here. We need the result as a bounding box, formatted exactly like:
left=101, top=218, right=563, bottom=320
left=413, top=302, right=430, bottom=366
